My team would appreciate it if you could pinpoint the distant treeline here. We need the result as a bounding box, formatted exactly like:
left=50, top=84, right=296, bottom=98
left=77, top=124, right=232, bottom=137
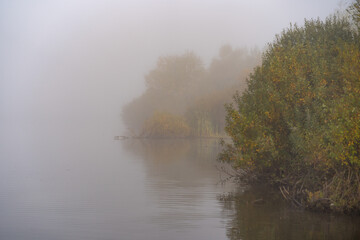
left=122, top=0, right=360, bottom=214
left=220, top=1, right=360, bottom=214
left=122, top=45, right=260, bottom=137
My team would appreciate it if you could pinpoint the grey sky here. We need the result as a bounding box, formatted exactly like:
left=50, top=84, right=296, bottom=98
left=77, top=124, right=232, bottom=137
left=0, top=0, right=346, bottom=134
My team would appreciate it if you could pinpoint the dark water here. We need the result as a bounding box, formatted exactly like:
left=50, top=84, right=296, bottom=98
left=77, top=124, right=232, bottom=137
left=0, top=137, right=359, bottom=240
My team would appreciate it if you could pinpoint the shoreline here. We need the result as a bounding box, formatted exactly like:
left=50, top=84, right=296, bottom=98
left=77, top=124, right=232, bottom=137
left=114, top=135, right=232, bottom=140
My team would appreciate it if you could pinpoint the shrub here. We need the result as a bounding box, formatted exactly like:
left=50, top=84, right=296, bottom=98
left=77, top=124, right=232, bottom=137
left=220, top=14, right=360, bottom=213
left=141, top=112, right=191, bottom=138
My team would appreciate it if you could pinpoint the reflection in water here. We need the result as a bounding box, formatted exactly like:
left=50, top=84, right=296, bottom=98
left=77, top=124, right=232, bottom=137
left=123, top=139, right=360, bottom=240
left=1, top=135, right=359, bottom=240
left=123, top=139, right=229, bottom=192
left=122, top=139, right=237, bottom=231
left=220, top=185, right=360, bottom=240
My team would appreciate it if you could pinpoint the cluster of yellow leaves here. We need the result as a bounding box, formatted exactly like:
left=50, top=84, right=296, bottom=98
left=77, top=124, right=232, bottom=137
left=142, top=112, right=190, bottom=138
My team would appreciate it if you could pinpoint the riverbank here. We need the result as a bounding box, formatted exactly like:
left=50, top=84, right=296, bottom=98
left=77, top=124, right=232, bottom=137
left=219, top=6, right=360, bottom=215
left=114, top=135, right=231, bottom=140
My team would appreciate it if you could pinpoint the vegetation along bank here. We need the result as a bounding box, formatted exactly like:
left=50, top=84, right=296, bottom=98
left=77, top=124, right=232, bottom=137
left=123, top=1, right=360, bottom=214
left=220, top=1, right=360, bottom=214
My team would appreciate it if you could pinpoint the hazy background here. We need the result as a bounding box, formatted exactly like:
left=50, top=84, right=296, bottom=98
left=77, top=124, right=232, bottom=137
left=1, top=0, right=345, bottom=140
left=1, top=2, right=358, bottom=239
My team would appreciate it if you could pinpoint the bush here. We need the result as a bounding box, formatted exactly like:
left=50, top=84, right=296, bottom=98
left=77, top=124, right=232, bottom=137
left=141, top=112, right=191, bottom=138
left=220, top=13, right=360, bottom=213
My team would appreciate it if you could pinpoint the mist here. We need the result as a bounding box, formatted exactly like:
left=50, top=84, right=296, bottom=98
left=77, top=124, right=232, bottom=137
left=2, top=1, right=359, bottom=239
left=1, top=0, right=343, bottom=138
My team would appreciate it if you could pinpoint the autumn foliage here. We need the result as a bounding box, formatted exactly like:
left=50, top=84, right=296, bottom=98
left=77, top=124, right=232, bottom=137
left=122, top=47, right=260, bottom=137
left=141, top=112, right=190, bottom=138
left=220, top=7, right=360, bottom=213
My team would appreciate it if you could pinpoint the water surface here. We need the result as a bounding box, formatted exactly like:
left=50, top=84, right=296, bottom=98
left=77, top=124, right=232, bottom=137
left=0, top=136, right=359, bottom=240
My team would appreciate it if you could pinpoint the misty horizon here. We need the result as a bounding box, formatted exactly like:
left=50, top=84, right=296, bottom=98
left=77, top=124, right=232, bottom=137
left=1, top=0, right=344, bottom=136
left=1, top=1, right=360, bottom=239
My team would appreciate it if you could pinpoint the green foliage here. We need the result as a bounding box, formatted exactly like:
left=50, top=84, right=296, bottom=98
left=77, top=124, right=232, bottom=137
left=221, top=12, right=360, bottom=213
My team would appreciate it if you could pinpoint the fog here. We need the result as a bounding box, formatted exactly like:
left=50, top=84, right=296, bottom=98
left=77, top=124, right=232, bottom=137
left=1, top=0, right=343, bottom=139
left=1, top=1, right=356, bottom=239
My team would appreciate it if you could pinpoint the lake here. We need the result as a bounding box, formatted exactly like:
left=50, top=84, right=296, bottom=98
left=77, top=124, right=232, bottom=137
left=0, top=135, right=359, bottom=240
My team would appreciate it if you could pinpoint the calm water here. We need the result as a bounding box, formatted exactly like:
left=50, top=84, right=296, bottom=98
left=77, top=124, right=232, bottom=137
left=0, top=135, right=359, bottom=240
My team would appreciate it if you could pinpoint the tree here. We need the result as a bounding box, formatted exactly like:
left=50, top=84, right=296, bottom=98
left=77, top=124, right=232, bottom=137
left=122, top=52, right=204, bottom=134
left=221, top=12, right=360, bottom=213
left=204, top=45, right=260, bottom=93
left=141, top=112, right=190, bottom=138
left=145, top=52, right=204, bottom=95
